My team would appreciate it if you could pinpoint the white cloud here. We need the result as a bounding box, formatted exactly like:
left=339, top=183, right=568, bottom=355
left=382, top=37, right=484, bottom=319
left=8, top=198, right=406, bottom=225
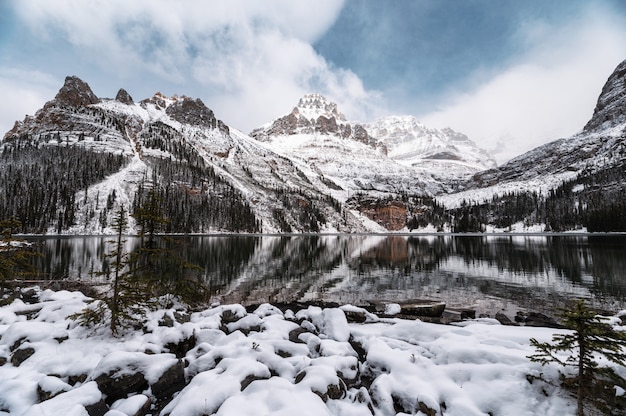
left=420, top=7, right=626, bottom=164
left=3, top=0, right=383, bottom=133
left=0, top=68, right=58, bottom=139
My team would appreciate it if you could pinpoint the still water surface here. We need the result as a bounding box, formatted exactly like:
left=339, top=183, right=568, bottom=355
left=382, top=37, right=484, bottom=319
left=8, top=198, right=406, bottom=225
left=25, top=235, right=626, bottom=318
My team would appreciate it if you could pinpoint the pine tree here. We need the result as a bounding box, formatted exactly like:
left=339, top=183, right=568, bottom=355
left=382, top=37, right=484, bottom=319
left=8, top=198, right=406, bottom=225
left=72, top=206, right=150, bottom=334
left=132, top=183, right=205, bottom=307
left=528, top=300, right=626, bottom=415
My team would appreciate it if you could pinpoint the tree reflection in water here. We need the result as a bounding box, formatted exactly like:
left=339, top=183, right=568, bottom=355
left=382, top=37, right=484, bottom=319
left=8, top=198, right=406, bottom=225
left=25, top=235, right=626, bottom=317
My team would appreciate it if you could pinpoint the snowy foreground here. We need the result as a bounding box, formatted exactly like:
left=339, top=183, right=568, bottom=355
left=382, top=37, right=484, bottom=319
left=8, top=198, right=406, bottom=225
left=1, top=289, right=624, bottom=416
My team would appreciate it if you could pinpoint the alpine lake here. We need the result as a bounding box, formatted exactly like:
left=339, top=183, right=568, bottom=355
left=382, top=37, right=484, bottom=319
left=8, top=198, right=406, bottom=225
left=21, top=234, right=626, bottom=320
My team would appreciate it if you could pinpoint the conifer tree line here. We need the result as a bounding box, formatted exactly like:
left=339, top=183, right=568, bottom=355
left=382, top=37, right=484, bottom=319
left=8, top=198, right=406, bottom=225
left=0, top=118, right=263, bottom=233
left=0, top=136, right=128, bottom=233
left=2, top=102, right=625, bottom=234
left=445, top=163, right=626, bottom=232
left=137, top=120, right=261, bottom=233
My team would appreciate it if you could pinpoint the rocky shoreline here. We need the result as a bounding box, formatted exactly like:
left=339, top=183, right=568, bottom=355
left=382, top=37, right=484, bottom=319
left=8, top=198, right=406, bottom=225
left=2, top=286, right=625, bottom=415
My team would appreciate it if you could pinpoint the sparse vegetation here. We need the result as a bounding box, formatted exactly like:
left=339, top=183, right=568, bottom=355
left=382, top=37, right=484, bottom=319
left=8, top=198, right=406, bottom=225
left=528, top=300, right=626, bottom=415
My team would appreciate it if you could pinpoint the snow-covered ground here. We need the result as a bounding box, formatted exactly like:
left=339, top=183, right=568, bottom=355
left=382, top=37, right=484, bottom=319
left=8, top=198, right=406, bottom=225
left=2, top=287, right=625, bottom=415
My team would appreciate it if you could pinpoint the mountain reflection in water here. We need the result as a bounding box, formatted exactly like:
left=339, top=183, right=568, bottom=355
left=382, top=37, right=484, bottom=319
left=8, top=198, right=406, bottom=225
left=25, top=235, right=626, bottom=317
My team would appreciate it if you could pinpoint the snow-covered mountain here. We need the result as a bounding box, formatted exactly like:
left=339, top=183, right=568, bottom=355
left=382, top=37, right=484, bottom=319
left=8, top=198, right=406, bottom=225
left=1, top=78, right=367, bottom=234
left=5, top=78, right=494, bottom=234
left=250, top=94, right=496, bottom=197
left=363, top=115, right=496, bottom=182
left=440, top=58, right=626, bottom=208
left=3, top=57, right=625, bottom=234
left=251, top=94, right=435, bottom=200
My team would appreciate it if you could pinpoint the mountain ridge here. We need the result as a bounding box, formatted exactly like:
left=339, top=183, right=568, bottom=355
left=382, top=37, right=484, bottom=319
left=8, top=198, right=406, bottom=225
left=2, top=57, right=626, bottom=234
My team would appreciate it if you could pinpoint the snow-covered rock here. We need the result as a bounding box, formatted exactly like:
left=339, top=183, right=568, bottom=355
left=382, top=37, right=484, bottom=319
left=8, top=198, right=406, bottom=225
left=1, top=287, right=625, bottom=415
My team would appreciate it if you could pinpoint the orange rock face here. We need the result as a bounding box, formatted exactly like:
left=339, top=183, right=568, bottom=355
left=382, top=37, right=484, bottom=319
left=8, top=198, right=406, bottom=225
left=359, top=200, right=407, bottom=231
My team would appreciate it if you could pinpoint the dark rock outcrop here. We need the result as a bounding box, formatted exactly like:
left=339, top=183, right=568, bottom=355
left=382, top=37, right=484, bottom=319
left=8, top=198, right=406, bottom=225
left=151, top=360, right=185, bottom=403
left=94, top=369, right=148, bottom=404
left=54, top=76, right=100, bottom=107
left=495, top=312, right=518, bottom=326
left=166, top=97, right=229, bottom=134
left=84, top=399, right=109, bottom=416
left=584, top=59, right=626, bottom=132
left=37, top=376, right=72, bottom=402
left=115, top=88, right=134, bottom=105
left=516, top=311, right=563, bottom=328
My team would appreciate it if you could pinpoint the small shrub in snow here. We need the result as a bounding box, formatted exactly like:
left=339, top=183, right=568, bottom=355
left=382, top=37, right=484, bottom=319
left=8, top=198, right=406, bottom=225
left=529, top=300, right=626, bottom=415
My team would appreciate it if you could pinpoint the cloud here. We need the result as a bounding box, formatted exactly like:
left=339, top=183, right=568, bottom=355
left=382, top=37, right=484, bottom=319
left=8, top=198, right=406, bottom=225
left=0, top=68, right=58, bottom=139
left=2, top=0, right=382, bottom=134
left=420, top=6, right=626, bottom=164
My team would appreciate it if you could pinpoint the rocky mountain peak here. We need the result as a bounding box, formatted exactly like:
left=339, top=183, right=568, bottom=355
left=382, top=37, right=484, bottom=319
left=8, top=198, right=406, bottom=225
left=583, top=59, right=626, bottom=132
left=115, top=88, right=134, bottom=105
left=165, top=97, right=229, bottom=134
left=294, top=93, right=346, bottom=121
left=250, top=93, right=364, bottom=141
left=53, top=75, right=100, bottom=107
left=363, top=116, right=497, bottom=171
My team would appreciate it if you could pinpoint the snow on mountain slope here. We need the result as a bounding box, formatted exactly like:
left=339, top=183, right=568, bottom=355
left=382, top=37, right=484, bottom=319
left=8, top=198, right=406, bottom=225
left=251, top=94, right=497, bottom=198
left=441, top=59, right=626, bottom=208
left=2, top=78, right=365, bottom=234
left=363, top=115, right=496, bottom=182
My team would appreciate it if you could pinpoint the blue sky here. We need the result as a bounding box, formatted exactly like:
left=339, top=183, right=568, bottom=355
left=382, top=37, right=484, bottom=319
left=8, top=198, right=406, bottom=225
left=1, top=0, right=625, bottom=163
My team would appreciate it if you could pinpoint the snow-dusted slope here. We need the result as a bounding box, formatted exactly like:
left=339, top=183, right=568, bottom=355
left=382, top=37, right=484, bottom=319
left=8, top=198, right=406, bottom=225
left=250, top=94, right=496, bottom=198
left=1, top=78, right=365, bottom=234
left=439, top=58, right=626, bottom=208
left=364, top=115, right=496, bottom=182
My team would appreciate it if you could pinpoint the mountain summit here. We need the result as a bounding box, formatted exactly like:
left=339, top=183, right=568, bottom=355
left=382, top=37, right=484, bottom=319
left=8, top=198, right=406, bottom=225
left=363, top=115, right=497, bottom=173
left=583, top=59, right=626, bottom=132
left=250, top=93, right=372, bottom=144
left=294, top=93, right=346, bottom=121
left=251, top=94, right=496, bottom=193
left=54, top=75, right=100, bottom=107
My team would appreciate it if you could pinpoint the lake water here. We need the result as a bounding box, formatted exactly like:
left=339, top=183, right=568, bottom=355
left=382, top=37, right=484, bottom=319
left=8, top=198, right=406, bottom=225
left=24, top=234, right=626, bottom=318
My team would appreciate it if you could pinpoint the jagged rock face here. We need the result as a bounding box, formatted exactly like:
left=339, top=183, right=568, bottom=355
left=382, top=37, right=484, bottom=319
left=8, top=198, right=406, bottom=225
left=3, top=76, right=101, bottom=139
left=296, top=93, right=346, bottom=121
left=53, top=76, right=100, bottom=107
left=142, top=92, right=168, bottom=109
left=584, top=59, right=626, bottom=132
left=315, top=115, right=338, bottom=134
left=356, top=199, right=407, bottom=231
left=115, top=88, right=134, bottom=105
left=250, top=93, right=374, bottom=147
left=165, top=97, right=229, bottom=134
left=463, top=59, right=626, bottom=193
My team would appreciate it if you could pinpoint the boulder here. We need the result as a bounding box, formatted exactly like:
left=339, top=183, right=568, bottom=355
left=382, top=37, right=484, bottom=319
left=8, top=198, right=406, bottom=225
left=85, top=398, right=109, bottom=416
left=92, top=352, right=184, bottom=404
left=94, top=369, right=148, bottom=404
left=519, top=311, right=563, bottom=328
left=151, top=359, right=185, bottom=403
left=295, top=366, right=347, bottom=401
left=495, top=313, right=518, bottom=326
left=11, top=346, right=35, bottom=367
left=164, top=332, right=196, bottom=358
left=37, top=376, right=72, bottom=402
